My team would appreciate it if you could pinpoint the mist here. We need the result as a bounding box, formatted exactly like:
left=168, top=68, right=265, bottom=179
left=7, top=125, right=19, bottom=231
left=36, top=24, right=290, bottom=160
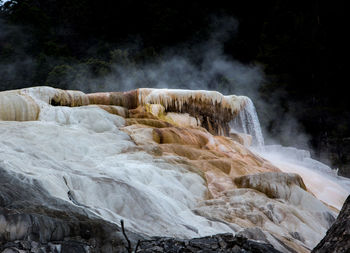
left=0, top=13, right=311, bottom=151
left=60, top=16, right=309, bottom=151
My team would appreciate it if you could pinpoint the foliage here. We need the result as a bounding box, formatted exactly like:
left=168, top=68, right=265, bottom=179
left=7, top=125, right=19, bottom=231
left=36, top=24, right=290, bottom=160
left=46, top=64, right=76, bottom=89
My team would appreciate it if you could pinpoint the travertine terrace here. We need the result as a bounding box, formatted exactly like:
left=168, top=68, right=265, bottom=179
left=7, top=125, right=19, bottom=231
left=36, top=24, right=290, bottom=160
left=1, top=86, right=349, bottom=252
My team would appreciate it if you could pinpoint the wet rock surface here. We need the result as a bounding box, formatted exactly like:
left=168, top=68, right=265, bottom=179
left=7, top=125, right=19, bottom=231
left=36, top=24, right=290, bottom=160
left=312, top=195, right=350, bottom=253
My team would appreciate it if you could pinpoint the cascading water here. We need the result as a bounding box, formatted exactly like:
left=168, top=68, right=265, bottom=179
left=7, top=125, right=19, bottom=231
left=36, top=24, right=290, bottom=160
left=256, top=144, right=350, bottom=210
left=230, top=96, right=264, bottom=147
left=227, top=94, right=350, bottom=210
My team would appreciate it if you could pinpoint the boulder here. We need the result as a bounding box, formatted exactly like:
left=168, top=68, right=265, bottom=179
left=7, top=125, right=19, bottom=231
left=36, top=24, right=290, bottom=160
left=312, top=195, right=350, bottom=253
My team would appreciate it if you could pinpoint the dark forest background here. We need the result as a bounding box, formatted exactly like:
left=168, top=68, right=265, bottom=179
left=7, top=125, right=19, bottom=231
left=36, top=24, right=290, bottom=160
left=0, top=0, right=348, bottom=176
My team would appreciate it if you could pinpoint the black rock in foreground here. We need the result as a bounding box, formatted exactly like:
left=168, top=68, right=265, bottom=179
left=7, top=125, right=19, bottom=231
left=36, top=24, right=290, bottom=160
left=312, top=195, right=350, bottom=253
left=0, top=166, right=282, bottom=253
left=137, top=234, right=281, bottom=253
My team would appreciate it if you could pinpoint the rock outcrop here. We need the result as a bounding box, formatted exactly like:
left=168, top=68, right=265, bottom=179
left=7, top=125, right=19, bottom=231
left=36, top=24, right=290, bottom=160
left=312, top=195, right=350, bottom=253
left=0, top=167, right=144, bottom=253
left=138, top=233, right=282, bottom=253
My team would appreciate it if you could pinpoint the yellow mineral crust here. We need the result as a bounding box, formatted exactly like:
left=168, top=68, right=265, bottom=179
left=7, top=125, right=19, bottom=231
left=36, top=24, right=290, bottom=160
left=126, top=118, right=173, bottom=128
left=87, top=90, right=138, bottom=108
left=1, top=87, right=249, bottom=136
left=94, top=105, right=129, bottom=118
left=125, top=121, right=279, bottom=198
left=0, top=91, right=39, bottom=121
left=194, top=172, right=333, bottom=251
left=124, top=115, right=331, bottom=251
left=22, top=86, right=89, bottom=106
left=0, top=86, right=89, bottom=121
left=138, top=88, right=246, bottom=114
left=138, top=88, right=248, bottom=135
left=122, top=106, right=333, bottom=252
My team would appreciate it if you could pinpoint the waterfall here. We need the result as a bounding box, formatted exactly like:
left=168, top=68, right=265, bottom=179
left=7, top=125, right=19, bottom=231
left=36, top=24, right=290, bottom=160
left=230, top=96, right=264, bottom=147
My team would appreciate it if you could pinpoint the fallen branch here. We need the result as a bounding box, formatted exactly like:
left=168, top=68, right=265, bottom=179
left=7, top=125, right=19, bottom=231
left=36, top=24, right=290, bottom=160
left=121, top=219, right=132, bottom=253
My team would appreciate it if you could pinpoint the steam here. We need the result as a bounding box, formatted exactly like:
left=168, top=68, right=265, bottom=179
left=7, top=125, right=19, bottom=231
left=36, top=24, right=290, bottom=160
left=67, top=16, right=262, bottom=96
left=64, top=16, right=309, bottom=151
left=0, top=14, right=311, bottom=152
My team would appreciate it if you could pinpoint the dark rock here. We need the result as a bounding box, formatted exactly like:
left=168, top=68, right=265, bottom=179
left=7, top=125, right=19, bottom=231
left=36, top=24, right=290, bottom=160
left=289, top=232, right=304, bottom=243
left=312, top=195, right=350, bottom=253
left=137, top=234, right=282, bottom=253
left=2, top=248, right=20, bottom=253
left=19, top=240, right=31, bottom=250
left=0, top=167, right=143, bottom=253
left=60, top=241, right=87, bottom=253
